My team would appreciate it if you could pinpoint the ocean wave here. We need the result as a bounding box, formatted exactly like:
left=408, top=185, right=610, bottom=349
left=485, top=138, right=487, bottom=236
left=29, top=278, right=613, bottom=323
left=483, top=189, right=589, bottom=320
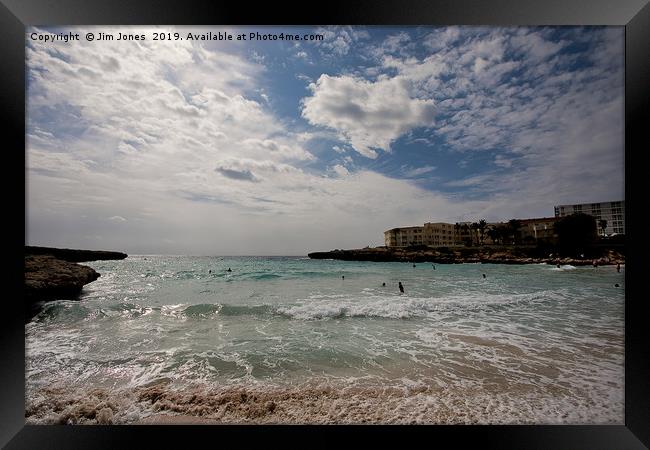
left=25, top=379, right=623, bottom=425
left=276, top=290, right=567, bottom=321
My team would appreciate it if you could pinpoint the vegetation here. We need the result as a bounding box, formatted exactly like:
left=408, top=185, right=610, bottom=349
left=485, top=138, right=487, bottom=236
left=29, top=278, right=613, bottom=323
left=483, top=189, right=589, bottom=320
left=478, top=219, right=487, bottom=245
left=554, top=213, right=597, bottom=255
left=508, top=219, right=522, bottom=245
left=598, top=219, right=608, bottom=236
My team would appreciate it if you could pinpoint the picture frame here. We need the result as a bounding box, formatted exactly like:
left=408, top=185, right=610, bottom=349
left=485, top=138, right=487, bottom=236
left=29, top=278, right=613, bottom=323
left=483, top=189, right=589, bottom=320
left=3, top=0, right=648, bottom=447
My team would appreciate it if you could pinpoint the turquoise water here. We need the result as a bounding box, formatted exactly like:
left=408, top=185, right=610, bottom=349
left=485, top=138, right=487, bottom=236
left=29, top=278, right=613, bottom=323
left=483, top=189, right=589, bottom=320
left=25, top=256, right=625, bottom=424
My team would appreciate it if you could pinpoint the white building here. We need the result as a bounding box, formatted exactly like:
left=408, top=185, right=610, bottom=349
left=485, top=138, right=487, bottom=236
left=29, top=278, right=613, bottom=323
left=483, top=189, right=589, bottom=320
left=554, top=201, right=625, bottom=235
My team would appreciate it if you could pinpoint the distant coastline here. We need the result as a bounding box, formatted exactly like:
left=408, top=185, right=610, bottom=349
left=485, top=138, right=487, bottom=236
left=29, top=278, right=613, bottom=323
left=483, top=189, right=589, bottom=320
left=308, top=245, right=624, bottom=266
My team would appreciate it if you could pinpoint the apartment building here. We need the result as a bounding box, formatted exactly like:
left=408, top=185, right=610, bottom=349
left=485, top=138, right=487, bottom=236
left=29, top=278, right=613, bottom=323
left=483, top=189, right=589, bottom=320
left=423, top=222, right=456, bottom=247
left=554, top=201, right=625, bottom=235
left=384, top=226, right=425, bottom=247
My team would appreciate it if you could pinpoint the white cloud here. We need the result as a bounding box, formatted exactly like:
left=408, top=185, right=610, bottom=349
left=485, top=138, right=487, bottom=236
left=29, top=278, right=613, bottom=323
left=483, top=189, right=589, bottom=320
left=314, top=26, right=370, bottom=57
left=403, top=166, right=436, bottom=177
left=301, top=75, right=436, bottom=158
left=332, top=164, right=349, bottom=177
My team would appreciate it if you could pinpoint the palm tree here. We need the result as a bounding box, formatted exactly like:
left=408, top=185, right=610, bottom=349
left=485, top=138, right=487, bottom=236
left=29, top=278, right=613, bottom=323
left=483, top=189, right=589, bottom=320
left=471, top=222, right=480, bottom=246
left=478, top=219, right=487, bottom=245
left=486, top=227, right=500, bottom=245
left=508, top=219, right=522, bottom=245
left=598, top=219, right=608, bottom=237
left=454, top=222, right=461, bottom=245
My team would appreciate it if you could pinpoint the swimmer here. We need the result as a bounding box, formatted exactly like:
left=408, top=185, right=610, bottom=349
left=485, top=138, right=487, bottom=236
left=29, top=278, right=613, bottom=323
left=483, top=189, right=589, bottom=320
left=227, top=268, right=232, bottom=272
left=615, top=283, right=620, bottom=287
left=413, top=264, right=416, bottom=268
left=432, top=265, right=436, bottom=270
left=398, top=282, right=404, bottom=293
left=209, top=270, right=211, bottom=274
left=482, top=273, right=486, bottom=279
left=557, top=264, right=561, bottom=268
left=342, top=275, right=345, bottom=280
left=617, top=263, right=621, bottom=273
left=382, top=282, right=386, bottom=287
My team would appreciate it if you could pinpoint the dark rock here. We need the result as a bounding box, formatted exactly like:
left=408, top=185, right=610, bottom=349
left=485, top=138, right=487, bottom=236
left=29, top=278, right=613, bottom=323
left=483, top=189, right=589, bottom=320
left=308, top=246, right=625, bottom=265
left=25, top=246, right=127, bottom=262
left=25, top=255, right=100, bottom=301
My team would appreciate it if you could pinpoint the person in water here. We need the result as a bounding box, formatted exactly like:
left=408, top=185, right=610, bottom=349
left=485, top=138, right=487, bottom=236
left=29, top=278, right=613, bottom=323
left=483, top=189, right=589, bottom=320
left=432, top=265, right=436, bottom=270
left=398, top=282, right=404, bottom=293
left=382, top=282, right=386, bottom=287
left=482, top=273, right=486, bottom=279
left=557, top=264, right=561, bottom=268
left=342, top=275, right=345, bottom=280
left=209, top=270, right=211, bottom=274
left=412, top=264, right=416, bottom=268
left=617, top=263, right=621, bottom=273
left=227, top=268, right=232, bottom=272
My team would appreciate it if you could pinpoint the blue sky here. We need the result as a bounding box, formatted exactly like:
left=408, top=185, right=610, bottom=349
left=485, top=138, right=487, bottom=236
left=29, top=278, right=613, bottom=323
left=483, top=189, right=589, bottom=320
left=26, top=26, right=624, bottom=254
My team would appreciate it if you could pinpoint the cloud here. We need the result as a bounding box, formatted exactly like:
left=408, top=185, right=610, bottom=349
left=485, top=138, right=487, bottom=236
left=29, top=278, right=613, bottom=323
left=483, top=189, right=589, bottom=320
left=332, top=164, right=349, bottom=177
left=215, top=166, right=258, bottom=182
left=301, top=75, right=436, bottom=158
left=403, top=166, right=436, bottom=177
left=314, top=26, right=370, bottom=56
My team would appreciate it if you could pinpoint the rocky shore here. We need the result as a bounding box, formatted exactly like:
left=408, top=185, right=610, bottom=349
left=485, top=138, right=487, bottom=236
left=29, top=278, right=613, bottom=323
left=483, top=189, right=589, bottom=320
left=308, top=246, right=624, bottom=266
left=25, top=246, right=127, bottom=262
left=24, top=246, right=128, bottom=320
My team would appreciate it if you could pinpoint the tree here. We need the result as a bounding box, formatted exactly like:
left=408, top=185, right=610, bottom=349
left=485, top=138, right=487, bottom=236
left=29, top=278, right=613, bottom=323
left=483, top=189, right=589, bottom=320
left=478, top=219, right=487, bottom=245
left=554, top=213, right=597, bottom=255
left=598, top=219, right=608, bottom=237
left=508, top=219, right=522, bottom=245
left=486, top=227, right=500, bottom=245
left=454, top=222, right=461, bottom=245
left=471, top=222, right=480, bottom=246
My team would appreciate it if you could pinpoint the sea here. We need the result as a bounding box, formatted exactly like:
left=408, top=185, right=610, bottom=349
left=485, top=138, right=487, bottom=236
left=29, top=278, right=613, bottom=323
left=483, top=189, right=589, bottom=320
left=25, top=256, right=625, bottom=424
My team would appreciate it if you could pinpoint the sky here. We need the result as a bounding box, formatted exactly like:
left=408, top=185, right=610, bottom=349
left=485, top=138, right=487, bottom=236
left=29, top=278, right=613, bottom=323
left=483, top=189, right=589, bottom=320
left=26, top=26, right=624, bottom=255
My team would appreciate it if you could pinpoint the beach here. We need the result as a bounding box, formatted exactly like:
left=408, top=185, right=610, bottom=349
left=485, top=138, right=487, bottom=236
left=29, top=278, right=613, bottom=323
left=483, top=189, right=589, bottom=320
left=25, top=256, right=624, bottom=425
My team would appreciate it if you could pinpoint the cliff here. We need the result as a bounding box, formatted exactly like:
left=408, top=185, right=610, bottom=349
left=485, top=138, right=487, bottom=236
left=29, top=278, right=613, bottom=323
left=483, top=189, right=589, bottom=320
left=308, top=246, right=624, bottom=266
left=24, top=246, right=128, bottom=321
left=25, top=246, right=128, bottom=262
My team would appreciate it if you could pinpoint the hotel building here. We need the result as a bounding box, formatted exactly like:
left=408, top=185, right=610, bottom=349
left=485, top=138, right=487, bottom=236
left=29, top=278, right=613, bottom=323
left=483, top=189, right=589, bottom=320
left=554, top=201, right=625, bottom=235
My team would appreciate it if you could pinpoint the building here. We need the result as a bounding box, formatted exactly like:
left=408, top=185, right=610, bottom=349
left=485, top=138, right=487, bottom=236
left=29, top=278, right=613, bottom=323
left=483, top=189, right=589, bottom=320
left=554, top=201, right=625, bottom=235
left=423, top=222, right=456, bottom=247
left=385, top=223, right=456, bottom=247
left=384, top=226, right=424, bottom=247
left=517, top=217, right=558, bottom=243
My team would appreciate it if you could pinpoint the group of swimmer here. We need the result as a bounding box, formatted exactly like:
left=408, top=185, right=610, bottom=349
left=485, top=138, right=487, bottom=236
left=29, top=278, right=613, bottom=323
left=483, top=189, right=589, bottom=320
left=206, top=261, right=622, bottom=291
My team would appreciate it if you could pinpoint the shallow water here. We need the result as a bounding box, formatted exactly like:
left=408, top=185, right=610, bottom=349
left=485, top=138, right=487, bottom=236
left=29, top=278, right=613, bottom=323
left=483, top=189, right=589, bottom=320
left=25, top=256, right=625, bottom=424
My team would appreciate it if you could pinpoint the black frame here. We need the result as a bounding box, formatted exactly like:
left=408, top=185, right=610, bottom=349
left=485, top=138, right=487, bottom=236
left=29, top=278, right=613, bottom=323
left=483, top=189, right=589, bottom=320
left=2, top=1, right=648, bottom=448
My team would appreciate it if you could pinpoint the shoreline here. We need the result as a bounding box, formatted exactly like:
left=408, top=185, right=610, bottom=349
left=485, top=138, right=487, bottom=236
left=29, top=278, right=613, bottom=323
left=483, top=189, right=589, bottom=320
left=308, top=246, right=624, bottom=266
left=25, top=380, right=623, bottom=425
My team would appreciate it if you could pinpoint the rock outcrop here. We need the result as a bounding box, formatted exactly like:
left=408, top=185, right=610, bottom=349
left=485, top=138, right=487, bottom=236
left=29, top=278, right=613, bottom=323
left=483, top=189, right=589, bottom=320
left=25, top=255, right=100, bottom=303
left=308, top=246, right=625, bottom=266
left=25, top=246, right=127, bottom=262
left=24, top=246, right=128, bottom=321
